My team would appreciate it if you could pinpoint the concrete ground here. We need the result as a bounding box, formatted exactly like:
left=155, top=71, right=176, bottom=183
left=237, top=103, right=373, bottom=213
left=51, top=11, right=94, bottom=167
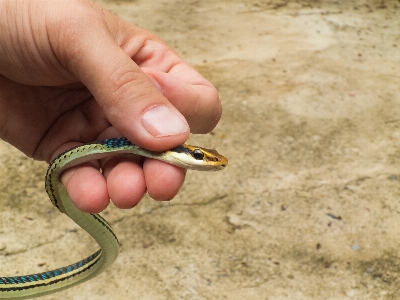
left=1, top=0, right=400, bottom=299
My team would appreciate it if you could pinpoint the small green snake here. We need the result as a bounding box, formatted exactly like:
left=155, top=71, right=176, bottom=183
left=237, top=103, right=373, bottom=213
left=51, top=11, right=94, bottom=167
left=0, top=137, right=227, bottom=299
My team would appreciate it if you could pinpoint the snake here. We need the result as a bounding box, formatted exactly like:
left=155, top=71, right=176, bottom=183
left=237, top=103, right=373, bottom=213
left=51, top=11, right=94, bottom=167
left=0, top=137, right=227, bottom=299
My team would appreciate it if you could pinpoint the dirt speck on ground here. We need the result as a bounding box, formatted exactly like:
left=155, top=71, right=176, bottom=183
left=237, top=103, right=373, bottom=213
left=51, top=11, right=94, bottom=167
left=2, top=1, right=400, bottom=299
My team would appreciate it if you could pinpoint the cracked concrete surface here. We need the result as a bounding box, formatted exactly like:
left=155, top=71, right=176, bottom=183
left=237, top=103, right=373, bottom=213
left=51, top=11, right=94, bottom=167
left=2, top=0, right=400, bottom=299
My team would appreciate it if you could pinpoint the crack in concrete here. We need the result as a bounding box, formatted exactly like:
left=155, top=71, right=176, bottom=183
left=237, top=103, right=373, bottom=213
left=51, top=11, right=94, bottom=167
left=1, top=234, right=64, bottom=257
left=110, top=194, right=228, bottom=225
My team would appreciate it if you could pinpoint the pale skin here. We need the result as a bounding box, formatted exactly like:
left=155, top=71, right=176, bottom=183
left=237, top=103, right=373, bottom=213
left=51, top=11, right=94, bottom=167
left=0, top=0, right=221, bottom=213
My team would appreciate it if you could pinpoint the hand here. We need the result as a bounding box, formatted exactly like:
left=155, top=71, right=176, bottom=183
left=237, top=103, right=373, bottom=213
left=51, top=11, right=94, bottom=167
left=0, top=0, right=221, bottom=212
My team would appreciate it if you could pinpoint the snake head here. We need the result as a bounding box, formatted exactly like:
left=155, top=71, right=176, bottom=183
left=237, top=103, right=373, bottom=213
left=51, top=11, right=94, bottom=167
left=167, top=144, right=228, bottom=171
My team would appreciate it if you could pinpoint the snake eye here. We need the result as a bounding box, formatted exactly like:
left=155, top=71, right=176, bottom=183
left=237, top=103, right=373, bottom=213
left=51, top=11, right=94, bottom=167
left=192, top=149, right=204, bottom=160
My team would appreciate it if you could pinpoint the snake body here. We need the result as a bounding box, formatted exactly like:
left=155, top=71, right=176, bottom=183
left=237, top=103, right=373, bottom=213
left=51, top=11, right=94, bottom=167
left=0, top=137, right=227, bottom=299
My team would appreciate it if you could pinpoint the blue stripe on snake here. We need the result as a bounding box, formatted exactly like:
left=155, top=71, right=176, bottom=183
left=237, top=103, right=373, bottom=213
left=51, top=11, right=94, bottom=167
left=0, top=250, right=101, bottom=290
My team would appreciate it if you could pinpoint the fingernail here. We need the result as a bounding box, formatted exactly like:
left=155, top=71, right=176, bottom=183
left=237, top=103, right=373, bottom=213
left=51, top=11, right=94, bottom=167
left=142, top=105, right=189, bottom=137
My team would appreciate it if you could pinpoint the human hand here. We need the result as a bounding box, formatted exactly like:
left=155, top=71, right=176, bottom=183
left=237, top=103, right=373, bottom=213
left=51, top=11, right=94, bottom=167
left=0, top=0, right=221, bottom=212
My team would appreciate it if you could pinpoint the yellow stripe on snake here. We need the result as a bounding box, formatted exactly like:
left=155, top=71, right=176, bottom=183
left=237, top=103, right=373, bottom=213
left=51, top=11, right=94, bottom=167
left=0, top=137, right=227, bottom=299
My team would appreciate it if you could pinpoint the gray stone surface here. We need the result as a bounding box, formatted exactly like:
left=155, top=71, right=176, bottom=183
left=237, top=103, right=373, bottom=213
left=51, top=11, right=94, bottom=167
left=1, top=1, right=400, bottom=299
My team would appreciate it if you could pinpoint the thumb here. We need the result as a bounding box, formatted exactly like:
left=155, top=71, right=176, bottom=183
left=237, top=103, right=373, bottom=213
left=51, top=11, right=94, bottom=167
left=56, top=4, right=189, bottom=151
